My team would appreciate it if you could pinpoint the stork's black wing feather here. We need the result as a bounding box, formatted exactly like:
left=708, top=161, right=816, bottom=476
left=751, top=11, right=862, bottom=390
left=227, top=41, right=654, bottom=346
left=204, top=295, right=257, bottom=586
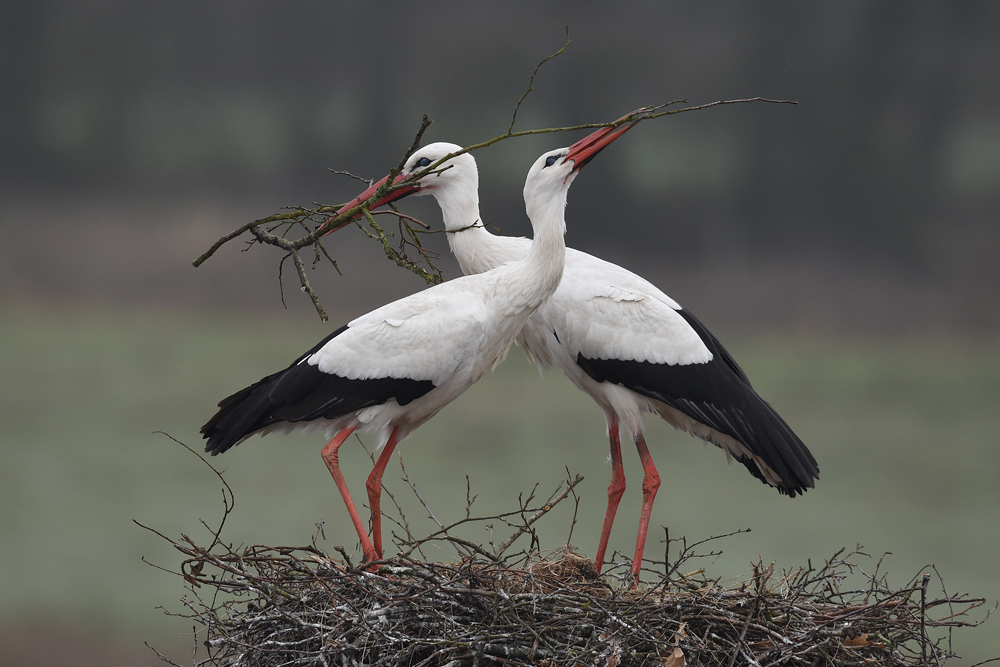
left=575, top=309, right=819, bottom=496
left=202, top=325, right=436, bottom=455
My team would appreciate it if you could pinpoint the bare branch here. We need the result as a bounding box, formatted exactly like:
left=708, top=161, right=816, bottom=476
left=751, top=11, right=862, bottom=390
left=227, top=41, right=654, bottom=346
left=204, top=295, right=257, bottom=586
left=190, top=41, right=796, bottom=323
left=359, top=208, right=443, bottom=286
left=509, top=29, right=572, bottom=134
left=328, top=169, right=375, bottom=184
left=496, top=473, right=584, bottom=554
left=191, top=204, right=342, bottom=268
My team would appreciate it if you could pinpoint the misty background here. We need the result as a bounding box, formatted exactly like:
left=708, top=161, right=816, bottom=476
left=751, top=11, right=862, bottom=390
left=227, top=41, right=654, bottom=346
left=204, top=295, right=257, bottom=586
left=1, top=2, right=998, bottom=666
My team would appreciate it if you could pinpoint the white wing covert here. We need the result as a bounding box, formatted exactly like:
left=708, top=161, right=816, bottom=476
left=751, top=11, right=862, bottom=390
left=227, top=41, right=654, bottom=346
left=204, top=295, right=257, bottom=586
left=309, top=279, right=491, bottom=385
left=545, top=250, right=712, bottom=367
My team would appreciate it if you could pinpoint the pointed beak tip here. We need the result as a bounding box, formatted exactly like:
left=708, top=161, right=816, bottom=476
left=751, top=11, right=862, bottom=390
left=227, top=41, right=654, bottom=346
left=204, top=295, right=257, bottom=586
left=566, top=113, right=644, bottom=172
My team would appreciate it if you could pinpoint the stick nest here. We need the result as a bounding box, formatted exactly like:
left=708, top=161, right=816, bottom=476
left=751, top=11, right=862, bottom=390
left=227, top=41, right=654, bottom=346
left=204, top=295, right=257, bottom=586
left=142, top=445, right=992, bottom=667
left=161, top=533, right=992, bottom=667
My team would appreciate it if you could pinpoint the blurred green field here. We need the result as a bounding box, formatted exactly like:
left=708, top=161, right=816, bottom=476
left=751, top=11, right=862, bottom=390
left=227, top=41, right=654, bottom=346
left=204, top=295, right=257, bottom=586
left=1, top=305, right=998, bottom=665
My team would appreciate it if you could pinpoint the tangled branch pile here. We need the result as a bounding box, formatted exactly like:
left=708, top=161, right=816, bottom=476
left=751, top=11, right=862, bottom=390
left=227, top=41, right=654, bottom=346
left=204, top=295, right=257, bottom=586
left=162, top=533, right=990, bottom=667
left=145, top=445, right=990, bottom=666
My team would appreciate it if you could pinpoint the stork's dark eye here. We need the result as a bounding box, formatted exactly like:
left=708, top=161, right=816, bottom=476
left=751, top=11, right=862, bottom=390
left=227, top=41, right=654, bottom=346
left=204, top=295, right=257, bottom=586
left=544, top=155, right=558, bottom=167
left=416, top=157, right=432, bottom=168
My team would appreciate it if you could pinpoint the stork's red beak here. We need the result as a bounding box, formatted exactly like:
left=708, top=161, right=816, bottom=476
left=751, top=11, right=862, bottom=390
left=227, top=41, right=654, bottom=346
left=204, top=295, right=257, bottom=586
left=348, top=172, right=420, bottom=212
left=319, top=172, right=421, bottom=236
left=320, top=109, right=648, bottom=236
left=565, top=108, right=649, bottom=172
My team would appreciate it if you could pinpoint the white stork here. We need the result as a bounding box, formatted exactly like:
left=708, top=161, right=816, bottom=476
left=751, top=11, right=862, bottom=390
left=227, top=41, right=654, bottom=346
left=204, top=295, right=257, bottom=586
left=201, top=118, right=640, bottom=564
left=336, top=127, right=820, bottom=578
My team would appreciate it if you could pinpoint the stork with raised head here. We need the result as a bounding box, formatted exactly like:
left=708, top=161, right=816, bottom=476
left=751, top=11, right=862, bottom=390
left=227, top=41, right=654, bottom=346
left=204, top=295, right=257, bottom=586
left=335, top=122, right=820, bottom=578
left=200, top=118, right=640, bottom=564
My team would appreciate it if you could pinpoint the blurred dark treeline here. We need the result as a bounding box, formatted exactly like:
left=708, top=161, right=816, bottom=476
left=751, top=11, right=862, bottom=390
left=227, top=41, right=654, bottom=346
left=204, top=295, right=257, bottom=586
left=2, top=2, right=999, bottom=320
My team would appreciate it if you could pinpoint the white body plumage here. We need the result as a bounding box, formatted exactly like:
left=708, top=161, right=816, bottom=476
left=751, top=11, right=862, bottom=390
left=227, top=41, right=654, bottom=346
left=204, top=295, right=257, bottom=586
left=355, top=141, right=819, bottom=576
left=202, top=122, right=636, bottom=564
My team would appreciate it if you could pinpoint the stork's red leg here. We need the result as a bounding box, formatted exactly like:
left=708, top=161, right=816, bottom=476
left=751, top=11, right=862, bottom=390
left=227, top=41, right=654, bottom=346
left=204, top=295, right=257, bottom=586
left=594, top=415, right=625, bottom=573
left=320, top=426, right=378, bottom=563
left=631, top=433, right=661, bottom=581
left=365, top=426, right=402, bottom=559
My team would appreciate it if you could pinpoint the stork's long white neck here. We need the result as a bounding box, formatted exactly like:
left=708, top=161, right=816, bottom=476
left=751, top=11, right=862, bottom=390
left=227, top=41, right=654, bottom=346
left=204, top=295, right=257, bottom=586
left=431, top=158, right=523, bottom=277
left=435, top=174, right=480, bottom=235
left=484, top=169, right=568, bottom=322
left=403, top=142, right=592, bottom=321
left=519, top=179, right=568, bottom=298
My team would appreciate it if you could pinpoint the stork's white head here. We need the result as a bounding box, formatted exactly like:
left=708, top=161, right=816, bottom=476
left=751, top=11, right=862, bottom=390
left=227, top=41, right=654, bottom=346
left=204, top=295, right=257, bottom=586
left=521, top=147, right=579, bottom=228
left=398, top=142, right=478, bottom=198
left=397, top=143, right=481, bottom=231
left=522, top=116, right=644, bottom=228
left=330, top=143, right=479, bottom=232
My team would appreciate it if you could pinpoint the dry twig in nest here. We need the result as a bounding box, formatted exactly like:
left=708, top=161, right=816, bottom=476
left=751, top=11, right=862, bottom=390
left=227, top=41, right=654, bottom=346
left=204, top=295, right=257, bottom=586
left=156, top=537, right=995, bottom=666
left=141, top=438, right=993, bottom=666
left=146, top=492, right=993, bottom=666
